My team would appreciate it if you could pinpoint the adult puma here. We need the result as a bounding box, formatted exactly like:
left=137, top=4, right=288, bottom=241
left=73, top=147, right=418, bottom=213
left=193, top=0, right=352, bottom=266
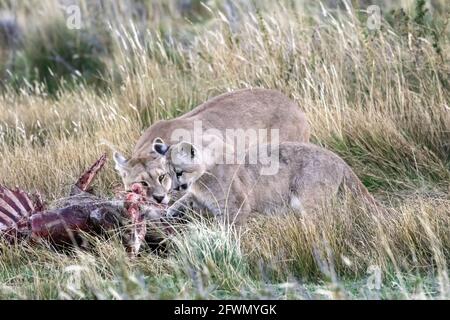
left=114, top=88, right=310, bottom=204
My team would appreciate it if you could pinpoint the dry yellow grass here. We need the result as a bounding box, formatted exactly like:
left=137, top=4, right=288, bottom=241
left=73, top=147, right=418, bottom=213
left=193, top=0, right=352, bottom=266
left=0, top=0, right=449, bottom=299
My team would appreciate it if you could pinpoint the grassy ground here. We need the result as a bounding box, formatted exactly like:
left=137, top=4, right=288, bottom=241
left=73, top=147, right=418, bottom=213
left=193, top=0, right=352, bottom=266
left=0, top=0, right=449, bottom=299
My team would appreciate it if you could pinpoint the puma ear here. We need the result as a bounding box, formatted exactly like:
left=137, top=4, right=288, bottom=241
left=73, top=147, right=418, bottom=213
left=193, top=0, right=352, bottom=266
left=152, top=137, right=169, bottom=156
left=171, top=141, right=201, bottom=167
left=113, top=151, right=129, bottom=177
left=178, top=142, right=196, bottom=160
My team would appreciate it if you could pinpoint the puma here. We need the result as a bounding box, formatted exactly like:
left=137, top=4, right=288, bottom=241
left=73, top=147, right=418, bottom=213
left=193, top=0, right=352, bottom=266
left=158, top=141, right=379, bottom=224
left=113, top=88, right=310, bottom=204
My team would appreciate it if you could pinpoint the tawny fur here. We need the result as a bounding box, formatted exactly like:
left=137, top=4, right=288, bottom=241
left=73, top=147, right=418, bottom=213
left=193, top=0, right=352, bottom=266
left=114, top=88, right=310, bottom=202
left=165, top=142, right=379, bottom=224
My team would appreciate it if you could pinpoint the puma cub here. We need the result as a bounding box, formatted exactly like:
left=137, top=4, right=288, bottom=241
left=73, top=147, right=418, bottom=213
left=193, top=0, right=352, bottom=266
left=155, top=141, right=379, bottom=224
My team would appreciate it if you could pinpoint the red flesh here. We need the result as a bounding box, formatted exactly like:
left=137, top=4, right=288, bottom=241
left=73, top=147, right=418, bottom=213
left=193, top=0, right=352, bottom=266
left=0, top=154, right=170, bottom=256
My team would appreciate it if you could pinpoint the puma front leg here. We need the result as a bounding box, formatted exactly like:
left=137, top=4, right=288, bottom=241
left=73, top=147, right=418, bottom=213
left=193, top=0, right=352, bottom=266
left=166, top=193, right=196, bottom=219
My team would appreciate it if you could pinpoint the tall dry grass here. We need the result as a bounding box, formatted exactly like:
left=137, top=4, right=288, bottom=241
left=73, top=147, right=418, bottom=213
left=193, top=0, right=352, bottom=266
left=0, top=0, right=449, bottom=299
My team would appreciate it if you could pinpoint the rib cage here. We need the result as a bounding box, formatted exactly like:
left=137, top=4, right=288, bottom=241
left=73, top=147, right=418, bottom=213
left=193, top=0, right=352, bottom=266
left=0, top=186, right=37, bottom=231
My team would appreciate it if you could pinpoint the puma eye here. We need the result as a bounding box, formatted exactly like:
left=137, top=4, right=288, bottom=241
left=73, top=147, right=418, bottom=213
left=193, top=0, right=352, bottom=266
left=176, top=171, right=183, bottom=178
left=158, top=174, right=166, bottom=183
left=140, top=181, right=149, bottom=187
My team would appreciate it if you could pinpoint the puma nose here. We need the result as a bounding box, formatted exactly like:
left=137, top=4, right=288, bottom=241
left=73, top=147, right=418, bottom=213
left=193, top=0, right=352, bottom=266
left=180, top=184, right=188, bottom=190
left=153, top=195, right=165, bottom=203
